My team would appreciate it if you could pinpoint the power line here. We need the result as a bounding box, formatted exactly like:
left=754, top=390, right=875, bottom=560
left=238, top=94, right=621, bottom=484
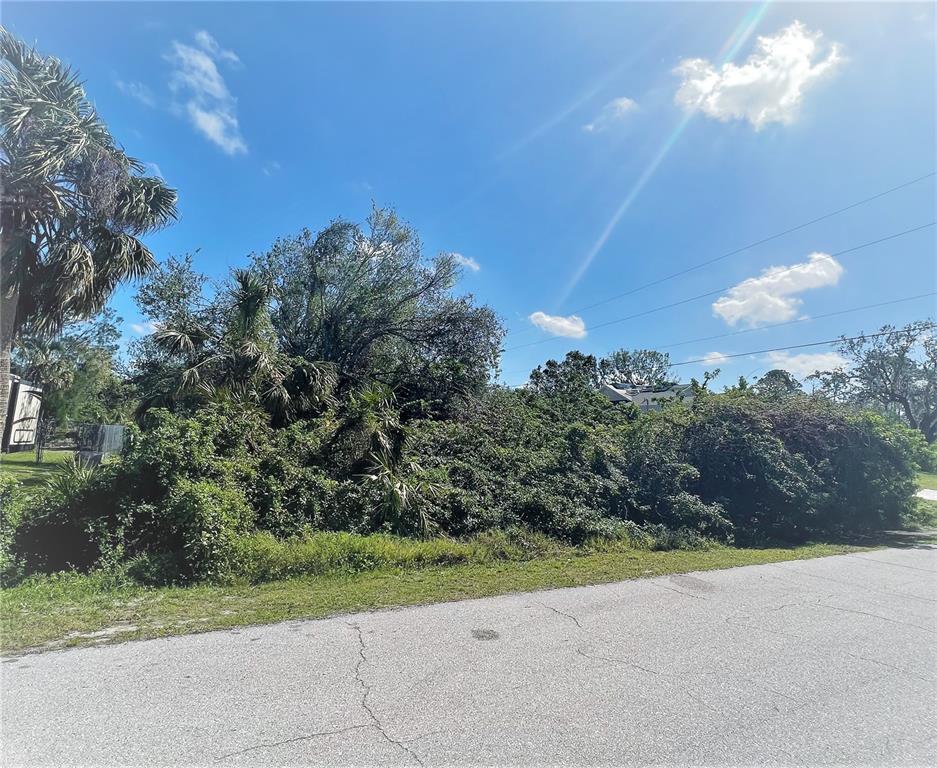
left=501, top=292, right=936, bottom=386
left=505, top=221, right=935, bottom=352
left=670, top=324, right=937, bottom=369
left=574, top=171, right=936, bottom=313
left=504, top=170, right=935, bottom=340
left=503, top=321, right=937, bottom=387
left=655, top=291, right=937, bottom=352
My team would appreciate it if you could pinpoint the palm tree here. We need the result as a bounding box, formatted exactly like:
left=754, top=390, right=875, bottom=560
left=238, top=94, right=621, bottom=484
left=0, top=28, right=177, bottom=438
left=152, top=269, right=336, bottom=421
left=322, top=382, right=438, bottom=536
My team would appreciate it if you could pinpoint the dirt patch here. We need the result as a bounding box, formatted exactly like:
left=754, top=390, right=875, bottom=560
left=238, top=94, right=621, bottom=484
left=66, top=624, right=139, bottom=640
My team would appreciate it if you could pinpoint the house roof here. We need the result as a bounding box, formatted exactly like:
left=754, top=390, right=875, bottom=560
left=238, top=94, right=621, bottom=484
left=598, top=382, right=693, bottom=403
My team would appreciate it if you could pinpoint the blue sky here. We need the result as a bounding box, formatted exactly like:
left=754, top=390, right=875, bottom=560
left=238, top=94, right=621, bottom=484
left=7, top=2, right=936, bottom=386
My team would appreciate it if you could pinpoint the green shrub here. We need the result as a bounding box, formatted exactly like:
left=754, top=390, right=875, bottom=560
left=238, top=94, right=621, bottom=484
left=164, top=479, right=254, bottom=580
left=680, top=397, right=822, bottom=541
left=766, top=400, right=918, bottom=533
left=8, top=382, right=923, bottom=586
left=12, top=459, right=123, bottom=575
left=1, top=475, right=24, bottom=581
left=11, top=404, right=267, bottom=581
left=904, top=497, right=937, bottom=530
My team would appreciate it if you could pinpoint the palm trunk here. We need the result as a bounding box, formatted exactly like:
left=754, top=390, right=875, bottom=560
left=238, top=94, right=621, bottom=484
left=0, top=286, right=19, bottom=448
left=0, top=335, right=10, bottom=448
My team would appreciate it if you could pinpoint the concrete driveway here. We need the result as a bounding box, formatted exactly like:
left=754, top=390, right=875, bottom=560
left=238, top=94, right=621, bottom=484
left=3, top=545, right=936, bottom=766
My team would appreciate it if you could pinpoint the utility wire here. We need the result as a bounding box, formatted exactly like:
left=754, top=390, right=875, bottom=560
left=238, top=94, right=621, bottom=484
left=504, top=170, right=936, bottom=340
left=670, top=324, right=937, bottom=368
left=503, top=321, right=937, bottom=387
left=655, top=291, right=937, bottom=352
left=501, top=292, right=936, bottom=385
left=504, top=221, right=935, bottom=352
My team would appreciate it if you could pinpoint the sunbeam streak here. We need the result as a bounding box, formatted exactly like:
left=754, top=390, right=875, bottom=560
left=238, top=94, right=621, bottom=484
left=558, top=2, right=772, bottom=306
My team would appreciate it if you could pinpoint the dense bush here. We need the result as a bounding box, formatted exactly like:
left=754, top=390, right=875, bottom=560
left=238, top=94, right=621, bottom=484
left=409, top=389, right=731, bottom=543
left=7, top=384, right=923, bottom=585
left=13, top=458, right=115, bottom=574
left=411, top=388, right=921, bottom=545
left=0, top=475, right=24, bottom=580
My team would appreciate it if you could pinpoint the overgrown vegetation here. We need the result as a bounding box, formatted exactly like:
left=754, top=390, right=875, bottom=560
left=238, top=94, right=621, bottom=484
left=3, top=379, right=929, bottom=588
left=1, top=28, right=934, bottom=651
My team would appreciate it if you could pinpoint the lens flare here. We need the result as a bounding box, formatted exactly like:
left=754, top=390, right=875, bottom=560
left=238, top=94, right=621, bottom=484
left=558, top=2, right=772, bottom=307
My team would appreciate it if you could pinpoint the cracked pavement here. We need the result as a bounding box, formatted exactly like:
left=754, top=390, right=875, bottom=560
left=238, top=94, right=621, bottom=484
left=3, top=546, right=936, bottom=766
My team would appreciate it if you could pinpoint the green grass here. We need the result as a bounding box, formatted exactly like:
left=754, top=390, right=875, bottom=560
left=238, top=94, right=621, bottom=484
left=912, top=472, right=937, bottom=528
left=1, top=540, right=881, bottom=654
left=0, top=450, right=70, bottom=490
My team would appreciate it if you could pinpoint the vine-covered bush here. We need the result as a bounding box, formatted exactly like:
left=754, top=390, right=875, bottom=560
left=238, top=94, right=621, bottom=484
left=1, top=475, right=25, bottom=581
left=7, top=386, right=924, bottom=584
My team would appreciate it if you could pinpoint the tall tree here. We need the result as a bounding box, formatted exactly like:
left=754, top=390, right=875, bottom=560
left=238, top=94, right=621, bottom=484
left=253, top=207, right=503, bottom=407
left=754, top=369, right=803, bottom=401
left=150, top=268, right=336, bottom=423
left=13, top=310, right=125, bottom=458
left=528, top=351, right=601, bottom=397
left=811, top=320, right=937, bottom=442
left=0, top=28, right=176, bottom=438
left=599, top=348, right=673, bottom=387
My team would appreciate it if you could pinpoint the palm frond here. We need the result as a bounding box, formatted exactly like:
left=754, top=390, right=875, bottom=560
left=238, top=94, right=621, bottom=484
left=1, top=25, right=178, bottom=339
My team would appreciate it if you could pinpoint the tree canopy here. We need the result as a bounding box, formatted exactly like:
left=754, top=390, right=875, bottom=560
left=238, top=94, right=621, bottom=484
left=252, top=207, right=503, bottom=411
left=131, top=208, right=504, bottom=422
left=810, top=320, right=937, bottom=442
left=0, top=27, right=176, bottom=434
left=599, top=348, right=673, bottom=386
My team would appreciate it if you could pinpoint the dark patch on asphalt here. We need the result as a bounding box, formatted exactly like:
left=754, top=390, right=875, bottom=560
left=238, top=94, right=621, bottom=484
left=471, top=628, right=500, bottom=641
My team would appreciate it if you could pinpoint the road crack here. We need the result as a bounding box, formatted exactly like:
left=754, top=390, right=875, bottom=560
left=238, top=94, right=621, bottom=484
left=538, top=602, right=583, bottom=629
left=768, top=564, right=937, bottom=605
left=347, top=622, right=425, bottom=766
left=847, top=555, right=937, bottom=575
left=652, top=583, right=708, bottom=601
left=214, top=725, right=371, bottom=761
left=816, top=602, right=936, bottom=634
left=576, top=647, right=662, bottom=677
left=846, top=652, right=937, bottom=684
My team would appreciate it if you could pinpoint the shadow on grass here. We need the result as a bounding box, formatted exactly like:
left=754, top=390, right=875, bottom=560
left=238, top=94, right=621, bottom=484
left=736, top=527, right=937, bottom=552
left=825, top=528, right=937, bottom=549
left=0, top=451, right=70, bottom=490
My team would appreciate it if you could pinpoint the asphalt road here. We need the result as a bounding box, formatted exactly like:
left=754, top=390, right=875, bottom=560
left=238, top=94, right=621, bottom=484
left=3, top=546, right=936, bottom=767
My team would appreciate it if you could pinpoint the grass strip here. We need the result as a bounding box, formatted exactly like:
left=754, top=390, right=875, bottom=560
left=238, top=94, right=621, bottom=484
left=2, top=542, right=870, bottom=654
left=0, top=450, right=70, bottom=490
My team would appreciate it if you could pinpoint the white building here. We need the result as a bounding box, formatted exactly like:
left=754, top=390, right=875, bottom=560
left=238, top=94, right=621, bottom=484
left=1, top=376, right=42, bottom=452
left=598, top=382, right=694, bottom=411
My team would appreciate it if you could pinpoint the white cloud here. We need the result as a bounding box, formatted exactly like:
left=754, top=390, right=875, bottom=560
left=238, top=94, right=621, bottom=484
left=582, top=97, right=638, bottom=133
left=167, top=32, right=247, bottom=155
left=529, top=311, right=587, bottom=338
left=712, top=252, right=844, bottom=327
left=699, top=351, right=728, bottom=365
left=130, top=321, right=159, bottom=335
left=262, top=161, right=281, bottom=176
left=674, top=21, right=842, bottom=129
left=452, top=253, right=480, bottom=272
left=763, top=351, right=847, bottom=379
left=116, top=79, right=156, bottom=108
left=144, top=162, right=163, bottom=178
left=193, top=30, right=241, bottom=65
